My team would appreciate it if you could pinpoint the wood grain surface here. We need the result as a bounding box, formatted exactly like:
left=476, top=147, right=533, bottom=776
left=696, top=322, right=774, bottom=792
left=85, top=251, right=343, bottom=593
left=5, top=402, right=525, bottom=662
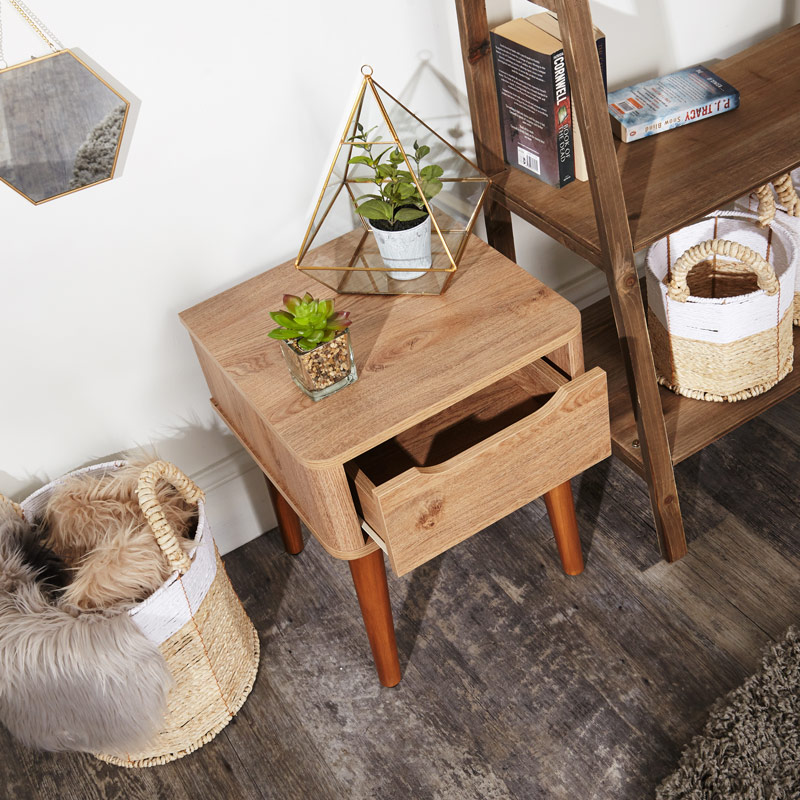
left=452, top=1, right=800, bottom=560
left=3, top=392, right=797, bottom=799
left=348, top=549, right=402, bottom=687
left=207, top=394, right=369, bottom=558
left=555, top=0, right=686, bottom=561
left=351, top=364, right=609, bottom=575
left=264, top=475, right=304, bottom=555
left=544, top=479, right=585, bottom=575
left=181, top=233, right=580, bottom=468
left=547, top=334, right=585, bottom=377
left=489, top=24, right=800, bottom=263
left=454, top=0, right=517, bottom=260
left=182, top=233, right=583, bottom=559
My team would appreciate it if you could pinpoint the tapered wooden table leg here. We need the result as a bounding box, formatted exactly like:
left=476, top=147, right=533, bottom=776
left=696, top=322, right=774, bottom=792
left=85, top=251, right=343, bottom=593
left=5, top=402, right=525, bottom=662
left=349, top=549, right=402, bottom=687
left=543, top=480, right=584, bottom=576
left=264, top=476, right=304, bottom=555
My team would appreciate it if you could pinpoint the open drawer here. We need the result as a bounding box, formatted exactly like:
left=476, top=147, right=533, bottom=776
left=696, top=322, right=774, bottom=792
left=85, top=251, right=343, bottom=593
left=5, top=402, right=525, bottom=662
left=346, top=361, right=610, bottom=576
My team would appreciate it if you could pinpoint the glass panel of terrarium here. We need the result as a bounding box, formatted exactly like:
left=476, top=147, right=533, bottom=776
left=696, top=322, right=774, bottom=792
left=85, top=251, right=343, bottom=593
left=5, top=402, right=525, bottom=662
left=340, top=83, right=400, bottom=217
left=348, top=80, right=396, bottom=144
left=335, top=264, right=448, bottom=296
left=368, top=79, right=487, bottom=271
left=395, top=58, right=475, bottom=163
left=334, top=231, right=434, bottom=276
left=299, top=223, right=370, bottom=270
left=341, top=80, right=369, bottom=146
left=429, top=176, right=490, bottom=230
left=429, top=228, right=470, bottom=271
left=370, top=80, right=486, bottom=183
left=298, top=140, right=366, bottom=266
left=428, top=185, right=489, bottom=270
left=299, top=264, right=443, bottom=296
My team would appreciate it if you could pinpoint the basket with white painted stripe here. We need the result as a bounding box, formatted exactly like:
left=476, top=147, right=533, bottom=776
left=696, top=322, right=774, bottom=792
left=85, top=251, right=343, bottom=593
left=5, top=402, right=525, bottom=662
left=646, top=210, right=797, bottom=402
left=736, top=169, right=800, bottom=324
left=19, top=459, right=260, bottom=768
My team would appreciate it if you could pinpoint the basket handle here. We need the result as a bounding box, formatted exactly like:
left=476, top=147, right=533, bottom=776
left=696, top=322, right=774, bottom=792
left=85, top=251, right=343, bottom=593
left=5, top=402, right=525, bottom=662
left=774, top=173, right=800, bottom=217
left=137, top=461, right=205, bottom=575
left=0, top=494, right=25, bottom=520
left=666, top=238, right=780, bottom=303
left=754, top=183, right=776, bottom=227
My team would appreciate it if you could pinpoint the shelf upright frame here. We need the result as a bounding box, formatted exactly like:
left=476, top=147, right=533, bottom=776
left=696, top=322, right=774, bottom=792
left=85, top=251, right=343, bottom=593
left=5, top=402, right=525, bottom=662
left=454, top=0, right=687, bottom=560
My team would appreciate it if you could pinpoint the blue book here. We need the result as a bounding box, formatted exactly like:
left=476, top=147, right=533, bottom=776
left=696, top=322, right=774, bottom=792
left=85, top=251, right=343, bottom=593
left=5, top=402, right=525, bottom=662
left=608, top=65, right=739, bottom=143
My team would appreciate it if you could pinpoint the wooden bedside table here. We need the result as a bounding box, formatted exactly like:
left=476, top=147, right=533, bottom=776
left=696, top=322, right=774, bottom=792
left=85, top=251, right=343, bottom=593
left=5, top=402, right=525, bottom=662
left=180, top=234, right=610, bottom=687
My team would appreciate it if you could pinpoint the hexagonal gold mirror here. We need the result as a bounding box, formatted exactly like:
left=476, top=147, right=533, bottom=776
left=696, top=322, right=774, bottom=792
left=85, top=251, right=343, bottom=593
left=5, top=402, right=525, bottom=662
left=0, top=50, right=129, bottom=204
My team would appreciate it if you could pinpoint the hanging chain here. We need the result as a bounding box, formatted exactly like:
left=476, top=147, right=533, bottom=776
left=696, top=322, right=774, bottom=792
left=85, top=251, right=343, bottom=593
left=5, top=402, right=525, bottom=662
left=0, top=0, right=62, bottom=58
left=11, top=0, right=61, bottom=50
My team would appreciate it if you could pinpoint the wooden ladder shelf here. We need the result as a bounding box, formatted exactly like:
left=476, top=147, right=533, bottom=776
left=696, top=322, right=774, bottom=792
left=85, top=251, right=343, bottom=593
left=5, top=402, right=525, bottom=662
left=454, top=0, right=800, bottom=561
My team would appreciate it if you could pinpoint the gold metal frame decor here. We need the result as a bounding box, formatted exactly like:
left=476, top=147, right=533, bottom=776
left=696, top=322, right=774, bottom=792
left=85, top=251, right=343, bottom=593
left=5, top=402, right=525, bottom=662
left=0, top=1, right=130, bottom=204
left=296, top=66, right=490, bottom=296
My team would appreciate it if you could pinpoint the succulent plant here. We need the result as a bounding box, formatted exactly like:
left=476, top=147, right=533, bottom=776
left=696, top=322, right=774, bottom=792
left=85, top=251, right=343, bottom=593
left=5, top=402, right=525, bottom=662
left=268, top=293, right=351, bottom=351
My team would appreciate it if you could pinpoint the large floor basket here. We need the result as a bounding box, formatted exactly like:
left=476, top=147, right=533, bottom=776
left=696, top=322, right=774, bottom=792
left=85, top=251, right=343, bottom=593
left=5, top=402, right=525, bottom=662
left=18, top=460, right=260, bottom=767
left=646, top=210, right=797, bottom=402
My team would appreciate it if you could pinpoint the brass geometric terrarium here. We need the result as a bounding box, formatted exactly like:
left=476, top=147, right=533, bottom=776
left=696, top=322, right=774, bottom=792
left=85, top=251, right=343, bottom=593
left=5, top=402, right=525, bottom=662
left=296, top=66, right=490, bottom=295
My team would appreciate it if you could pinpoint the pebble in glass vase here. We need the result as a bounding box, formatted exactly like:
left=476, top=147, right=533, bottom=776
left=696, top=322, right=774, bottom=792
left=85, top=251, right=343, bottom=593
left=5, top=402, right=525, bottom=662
left=268, top=293, right=357, bottom=401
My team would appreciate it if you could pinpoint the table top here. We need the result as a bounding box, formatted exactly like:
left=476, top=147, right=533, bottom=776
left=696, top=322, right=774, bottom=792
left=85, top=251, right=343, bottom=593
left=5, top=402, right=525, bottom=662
left=180, top=234, right=580, bottom=467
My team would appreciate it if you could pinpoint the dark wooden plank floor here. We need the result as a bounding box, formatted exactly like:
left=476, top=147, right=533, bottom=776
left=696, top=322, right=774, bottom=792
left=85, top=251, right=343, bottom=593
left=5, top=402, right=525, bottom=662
left=2, top=395, right=798, bottom=799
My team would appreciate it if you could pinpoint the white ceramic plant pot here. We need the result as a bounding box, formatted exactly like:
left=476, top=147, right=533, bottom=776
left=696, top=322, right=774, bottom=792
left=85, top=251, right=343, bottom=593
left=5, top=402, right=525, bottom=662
left=371, top=215, right=432, bottom=280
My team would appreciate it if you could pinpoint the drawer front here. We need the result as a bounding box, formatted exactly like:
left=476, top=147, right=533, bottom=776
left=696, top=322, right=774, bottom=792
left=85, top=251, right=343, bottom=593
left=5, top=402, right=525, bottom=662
left=353, top=366, right=610, bottom=575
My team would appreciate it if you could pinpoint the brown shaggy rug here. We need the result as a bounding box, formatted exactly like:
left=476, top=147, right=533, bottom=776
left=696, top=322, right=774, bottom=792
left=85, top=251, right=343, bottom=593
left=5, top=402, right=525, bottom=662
left=657, top=628, right=799, bottom=799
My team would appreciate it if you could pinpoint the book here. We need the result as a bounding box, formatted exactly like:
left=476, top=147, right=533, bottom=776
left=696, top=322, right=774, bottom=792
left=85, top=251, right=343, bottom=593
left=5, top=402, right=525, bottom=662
left=490, top=16, right=575, bottom=188
left=525, top=11, right=606, bottom=182
left=608, top=65, right=739, bottom=143
left=490, top=13, right=605, bottom=187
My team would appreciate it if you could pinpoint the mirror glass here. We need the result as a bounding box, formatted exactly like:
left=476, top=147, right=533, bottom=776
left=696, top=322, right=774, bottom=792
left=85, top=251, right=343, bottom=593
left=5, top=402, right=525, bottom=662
left=0, top=50, right=129, bottom=204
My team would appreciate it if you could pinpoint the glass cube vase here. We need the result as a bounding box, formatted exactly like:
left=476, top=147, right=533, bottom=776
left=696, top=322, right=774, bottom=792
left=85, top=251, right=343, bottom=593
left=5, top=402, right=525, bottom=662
left=279, top=330, right=357, bottom=401
left=295, top=67, right=490, bottom=296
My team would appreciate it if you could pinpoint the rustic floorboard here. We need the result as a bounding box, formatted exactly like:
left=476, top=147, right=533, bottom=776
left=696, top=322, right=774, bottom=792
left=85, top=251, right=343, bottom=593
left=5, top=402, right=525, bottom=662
left=1, top=394, right=798, bottom=799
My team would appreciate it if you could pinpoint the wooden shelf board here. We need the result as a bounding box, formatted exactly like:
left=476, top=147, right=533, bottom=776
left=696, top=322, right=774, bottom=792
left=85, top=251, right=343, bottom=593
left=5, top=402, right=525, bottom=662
left=582, top=289, right=800, bottom=475
left=490, top=24, right=800, bottom=265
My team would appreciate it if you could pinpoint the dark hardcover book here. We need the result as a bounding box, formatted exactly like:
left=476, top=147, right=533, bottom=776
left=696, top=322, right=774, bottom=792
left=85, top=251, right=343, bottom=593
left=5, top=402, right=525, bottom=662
left=491, top=21, right=575, bottom=188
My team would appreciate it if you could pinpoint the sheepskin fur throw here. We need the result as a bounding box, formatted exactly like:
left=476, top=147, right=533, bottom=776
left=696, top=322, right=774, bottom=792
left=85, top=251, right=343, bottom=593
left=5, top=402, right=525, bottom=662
left=0, top=507, right=173, bottom=753
left=44, top=458, right=196, bottom=609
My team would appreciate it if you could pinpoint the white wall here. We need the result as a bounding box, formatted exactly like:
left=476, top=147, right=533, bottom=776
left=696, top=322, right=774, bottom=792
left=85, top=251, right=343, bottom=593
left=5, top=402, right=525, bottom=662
left=0, top=1, right=795, bottom=552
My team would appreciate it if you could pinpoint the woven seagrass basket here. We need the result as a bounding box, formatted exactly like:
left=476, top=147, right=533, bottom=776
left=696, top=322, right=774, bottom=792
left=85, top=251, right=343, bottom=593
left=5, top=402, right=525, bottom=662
left=736, top=169, right=800, bottom=325
left=646, top=210, right=797, bottom=402
left=13, top=459, right=260, bottom=767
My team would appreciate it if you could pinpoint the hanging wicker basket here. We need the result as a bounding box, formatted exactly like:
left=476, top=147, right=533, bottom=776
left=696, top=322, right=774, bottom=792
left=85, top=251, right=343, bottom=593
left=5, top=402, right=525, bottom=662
left=736, top=169, right=800, bottom=325
left=14, top=459, right=260, bottom=767
left=646, top=211, right=797, bottom=402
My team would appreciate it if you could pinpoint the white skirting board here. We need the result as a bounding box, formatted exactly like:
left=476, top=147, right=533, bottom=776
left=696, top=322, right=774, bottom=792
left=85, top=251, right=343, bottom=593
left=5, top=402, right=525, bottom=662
left=191, top=449, right=277, bottom=555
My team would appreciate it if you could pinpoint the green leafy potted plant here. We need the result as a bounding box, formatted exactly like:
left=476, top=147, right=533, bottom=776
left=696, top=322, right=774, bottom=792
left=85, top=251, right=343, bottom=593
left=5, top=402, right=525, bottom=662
left=348, top=123, right=443, bottom=280
left=268, top=293, right=357, bottom=401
